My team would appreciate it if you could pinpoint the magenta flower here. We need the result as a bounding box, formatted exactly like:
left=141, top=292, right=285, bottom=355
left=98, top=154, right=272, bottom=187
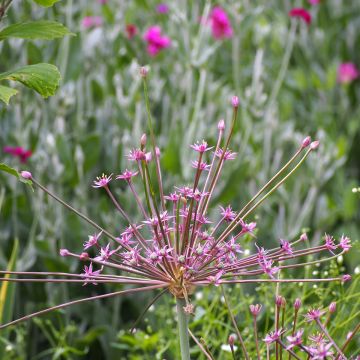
left=337, top=62, right=359, bottom=84
left=116, top=169, right=139, bottom=182
left=309, top=343, right=334, bottom=359
left=156, top=3, right=169, bottom=14
left=81, top=263, right=102, bottom=285
left=143, top=25, right=171, bottom=56
left=209, top=6, right=233, bottom=40
left=81, top=16, right=103, bottom=29
left=279, top=239, right=293, bottom=255
left=190, top=140, right=213, bottom=153
left=125, top=24, right=137, bottom=39
left=83, top=231, right=103, bottom=250
left=3, top=146, right=32, bottom=163
left=289, top=8, right=312, bottom=25
left=324, top=233, right=337, bottom=253
left=220, top=205, right=236, bottom=222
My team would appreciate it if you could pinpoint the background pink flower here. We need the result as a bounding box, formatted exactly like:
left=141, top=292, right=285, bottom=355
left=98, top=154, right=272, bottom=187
left=289, top=8, right=312, bottom=25
left=143, top=25, right=171, bottom=56
left=337, top=62, right=359, bottom=84
left=209, top=6, right=233, bottom=40
left=156, top=3, right=169, bottom=14
left=126, top=24, right=137, bottom=39
left=3, top=146, right=32, bottom=163
left=81, top=16, right=103, bottom=29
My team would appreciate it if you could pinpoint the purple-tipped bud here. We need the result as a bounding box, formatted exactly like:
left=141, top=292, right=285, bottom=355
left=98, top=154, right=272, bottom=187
left=249, top=304, right=262, bottom=316
left=228, top=333, right=237, bottom=346
left=20, top=170, right=32, bottom=179
left=139, top=66, right=148, bottom=78
left=342, top=274, right=351, bottom=282
left=183, top=303, right=194, bottom=314
left=59, top=248, right=69, bottom=257
left=301, top=136, right=311, bottom=148
left=231, top=96, right=239, bottom=108
left=155, top=146, right=161, bottom=158
left=141, top=133, right=147, bottom=146
left=329, top=302, right=336, bottom=313
left=310, top=140, right=320, bottom=150
left=300, top=233, right=308, bottom=242
left=80, top=252, right=89, bottom=261
left=276, top=295, right=285, bottom=307
left=294, top=298, right=302, bottom=310
left=218, top=119, right=225, bottom=131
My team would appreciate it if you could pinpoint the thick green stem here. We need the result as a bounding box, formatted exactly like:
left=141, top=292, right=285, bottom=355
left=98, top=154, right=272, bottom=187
left=176, top=298, right=191, bottom=360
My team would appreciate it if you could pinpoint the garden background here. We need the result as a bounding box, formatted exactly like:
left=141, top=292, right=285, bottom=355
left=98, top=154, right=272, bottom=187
left=0, top=0, right=359, bottom=359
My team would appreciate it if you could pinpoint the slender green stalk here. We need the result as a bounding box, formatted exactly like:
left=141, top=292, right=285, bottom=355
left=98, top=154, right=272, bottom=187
left=176, top=298, right=191, bottom=360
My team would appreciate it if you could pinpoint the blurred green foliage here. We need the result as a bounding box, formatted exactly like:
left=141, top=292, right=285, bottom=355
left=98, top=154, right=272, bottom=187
left=0, top=0, right=359, bottom=358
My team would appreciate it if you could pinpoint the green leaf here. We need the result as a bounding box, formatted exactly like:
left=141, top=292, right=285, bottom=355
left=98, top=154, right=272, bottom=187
left=0, top=21, right=74, bottom=41
left=32, top=0, right=60, bottom=6
left=0, top=63, right=61, bottom=98
left=0, top=85, right=18, bottom=105
left=0, top=163, right=33, bottom=188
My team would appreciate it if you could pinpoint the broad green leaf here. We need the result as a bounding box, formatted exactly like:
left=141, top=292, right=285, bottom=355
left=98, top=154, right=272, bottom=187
left=32, top=0, right=60, bottom=6
left=0, top=63, right=61, bottom=98
left=0, top=21, right=74, bottom=41
left=0, top=85, right=18, bottom=105
left=0, top=163, right=33, bottom=188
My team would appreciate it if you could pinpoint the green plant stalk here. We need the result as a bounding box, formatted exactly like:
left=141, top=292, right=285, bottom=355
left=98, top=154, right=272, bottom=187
left=176, top=298, right=190, bottom=360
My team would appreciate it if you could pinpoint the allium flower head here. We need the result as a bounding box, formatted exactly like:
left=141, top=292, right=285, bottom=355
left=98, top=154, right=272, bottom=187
left=289, top=8, right=312, bottom=25
left=143, top=25, right=171, bottom=56
left=263, top=329, right=285, bottom=344
left=209, top=6, right=233, bottom=40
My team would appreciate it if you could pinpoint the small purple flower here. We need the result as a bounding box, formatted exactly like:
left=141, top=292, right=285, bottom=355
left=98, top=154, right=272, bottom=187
left=127, top=149, right=146, bottom=161
left=310, top=343, right=334, bottom=359
left=339, top=235, right=351, bottom=252
left=164, top=192, right=180, bottom=202
left=207, top=271, right=223, bottom=286
left=220, top=205, right=236, bottom=222
left=259, top=258, right=279, bottom=278
left=190, top=140, right=213, bottom=153
left=94, top=243, right=117, bottom=261
left=93, top=174, right=112, bottom=188
left=286, top=329, right=304, bottom=350
left=324, top=234, right=337, bottom=254
left=305, top=308, right=326, bottom=322
left=81, top=263, right=102, bottom=285
left=116, top=169, right=139, bottom=182
left=263, top=329, right=285, bottom=344
left=215, top=148, right=237, bottom=160
left=83, top=231, right=103, bottom=250
left=191, top=160, right=210, bottom=171
left=249, top=304, right=262, bottom=316
left=280, top=239, right=293, bottom=255
left=143, top=25, right=171, bottom=57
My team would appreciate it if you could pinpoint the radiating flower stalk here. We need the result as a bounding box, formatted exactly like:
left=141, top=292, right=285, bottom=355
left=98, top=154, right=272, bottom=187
left=0, top=68, right=355, bottom=359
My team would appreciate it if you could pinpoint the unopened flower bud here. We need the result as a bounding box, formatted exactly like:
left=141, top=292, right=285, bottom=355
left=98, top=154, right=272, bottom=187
left=329, top=302, right=336, bottom=313
left=276, top=295, right=285, bottom=307
left=249, top=304, right=262, bottom=316
left=140, top=133, right=147, bottom=146
left=218, top=119, right=225, bottom=131
left=80, top=252, right=89, bottom=261
left=231, top=96, right=239, bottom=108
left=59, top=248, right=69, bottom=257
left=228, top=333, right=237, bottom=346
left=300, top=233, right=308, bottom=242
left=145, top=152, right=152, bottom=163
left=139, top=66, right=148, bottom=78
left=310, top=140, right=320, bottom=150
left=294, top=298, right=302, bottom=310
left=301, top=136, right=311, bottom=148
left=155, top=146, right=161, bottom=158
left=20, top=170, right=32, bottom=179
left=342, top=274, right=351, bottom=282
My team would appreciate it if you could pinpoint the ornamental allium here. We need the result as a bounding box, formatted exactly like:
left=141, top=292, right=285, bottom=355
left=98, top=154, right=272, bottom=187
left=143, top=25, right=171, bottom=56
left=209, top=6, right=233, bottom=40
left=3, top=146, right=32, bottom=163
left=0, top=72, right=353, bottom=360
left=337, top=62, right=359, bottom=84
left=305, top=308, right=326, bottom=322
left=286, top=329, right=304, bottom=349
left=289, top=8, right=312, bottom=25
